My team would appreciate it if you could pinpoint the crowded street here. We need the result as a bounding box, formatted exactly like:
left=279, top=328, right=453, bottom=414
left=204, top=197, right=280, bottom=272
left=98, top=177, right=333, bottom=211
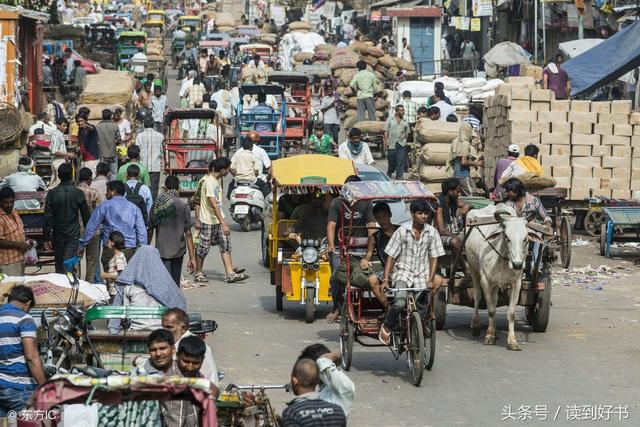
left=0, top=0, right=639, bottom=426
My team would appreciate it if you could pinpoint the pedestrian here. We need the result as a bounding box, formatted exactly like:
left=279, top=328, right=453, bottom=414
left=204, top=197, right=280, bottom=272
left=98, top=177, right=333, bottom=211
left=448, top=122, right=483, bottom=196
left=325, top=175, right=375, bottom=323
left=48, top=118, right=75, bottom=188
left=69, top=60, right=86, bottom=89
left=45, top=92, right=66, bottom=123
left=378, top=199, right=445, bottom=345
left=76, top=167, right=102, bottom=282
left=281, top=359, right=347, bottom=427
left=28, top=112, right=56, bottom=136
left=44, top=163, right=90, bottom=274
left=125, top=164, right=153, bottom=223
left=43, top=58, right=53, bottom=86
left=309, top=122, right=337, bottom=155
left=113, top=107, right=132, bottom=147
left=401, top=37, right=413, bottom=64
left=194, top=158, right=248, bottom=283
left=76, top=112, right=101, bottom=173
left=0, top=187, right=32, bottom=276
left=95, top=109, right=121, bottom=179
left=431, top=93, right=456, bottom=123
left=320, top=85, right=340, bottom=144
left=384, top=104, right=410, bottom=179
left=493, top=144, right=520, bottom=198
left=78, top=180, right=147, bottom=273
left=349, top=60, right=377, bottom=121
left=161, top=308, right=219, bottom=385
left=0, top=285, right=46, bottom=416
left=338, top=128, right=375, bottom=165
left=101, top=230, right=127, bottom=302
left=91, top=161, right=110, bottom=200
left=116, top=145, right=152, bottom=187
left=460, top=37, right=477, bottom=71
left=150, top=175, right=196, bottom=286
left=543, top=53, right=571, bottom=100
left=135, top=117, right=164, bottom=200
left=398, top=90, right=418, bottom=135
left=298, top=344, right=355, bottom=415
left=138, top=80, right=153, bottom=109
left=151, top=86, right=167, bottom=133
left=435, top=178, right=470, bottom=251
left=462, top=104, right=482, bottom=132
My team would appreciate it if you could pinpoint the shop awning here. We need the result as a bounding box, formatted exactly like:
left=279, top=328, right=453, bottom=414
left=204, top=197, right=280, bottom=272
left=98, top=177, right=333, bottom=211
left=563, top=20, right=640, bottom=96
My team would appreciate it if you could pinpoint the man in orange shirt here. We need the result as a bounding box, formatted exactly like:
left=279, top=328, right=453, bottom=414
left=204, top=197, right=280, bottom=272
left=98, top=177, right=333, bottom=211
left=0, top=187, right=32, bottom=276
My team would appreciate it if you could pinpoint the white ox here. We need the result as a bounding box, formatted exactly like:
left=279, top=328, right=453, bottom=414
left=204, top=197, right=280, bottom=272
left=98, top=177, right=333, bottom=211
left=465, top=204, right=541, bottom=351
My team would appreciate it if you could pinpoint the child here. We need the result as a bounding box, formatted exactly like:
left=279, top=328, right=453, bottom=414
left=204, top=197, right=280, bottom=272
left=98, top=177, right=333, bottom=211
left=308, top=123, right=337, bottom=155
left=101, top=231, right=127, bottom=303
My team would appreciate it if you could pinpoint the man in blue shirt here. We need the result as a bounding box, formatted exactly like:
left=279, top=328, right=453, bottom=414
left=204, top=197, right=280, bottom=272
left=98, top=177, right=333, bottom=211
left=250, top=93, right=275, bottom=132
left=0, top=285, right=46, bottom=416
left=78, top=180, right=147, bottom=272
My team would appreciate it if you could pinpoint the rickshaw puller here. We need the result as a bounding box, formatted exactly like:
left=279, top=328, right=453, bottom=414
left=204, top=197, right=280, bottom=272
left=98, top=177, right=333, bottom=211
left=379, top=199, right=446, bottom=345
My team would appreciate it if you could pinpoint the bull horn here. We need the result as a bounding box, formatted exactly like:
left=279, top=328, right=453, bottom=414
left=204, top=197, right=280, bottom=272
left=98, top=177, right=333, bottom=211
left=494, top=210, right=510, bottom=224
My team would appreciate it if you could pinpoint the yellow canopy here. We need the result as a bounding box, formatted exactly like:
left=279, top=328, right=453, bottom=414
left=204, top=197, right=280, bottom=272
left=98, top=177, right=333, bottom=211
left=272, top=155, right=356, bottom=187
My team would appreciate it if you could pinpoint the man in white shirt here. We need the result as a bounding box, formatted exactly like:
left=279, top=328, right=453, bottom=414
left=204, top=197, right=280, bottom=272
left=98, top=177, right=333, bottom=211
left=113, top=107, right=132, bottom=145
left=434, top=98, right=456, bottom=122
left=162, top=308, right=219, bottom=386
left=338, top=128, right=375, bottom=165
left=136, top=118, right=164, bottom=200
left=151, top=86, right=167, bottom=133
left=230, top=138, right=260, bottom=184
left=178, top=70, right=197, bottom=99
left=131, top=48, right=147, bottom=74
left=28, top=112, right=57, bottom=136
left=320, top=86, right=341, bottom=144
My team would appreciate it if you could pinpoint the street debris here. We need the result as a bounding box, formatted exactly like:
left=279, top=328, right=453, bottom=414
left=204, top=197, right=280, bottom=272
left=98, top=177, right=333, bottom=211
left=571, top=239, right=591, bottom=247
left=554, top=264, right=635, bottom=289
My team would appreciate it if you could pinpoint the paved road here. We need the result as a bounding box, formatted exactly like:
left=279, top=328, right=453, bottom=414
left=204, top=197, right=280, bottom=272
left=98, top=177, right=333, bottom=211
left=164, top=71, right=640, bottom=426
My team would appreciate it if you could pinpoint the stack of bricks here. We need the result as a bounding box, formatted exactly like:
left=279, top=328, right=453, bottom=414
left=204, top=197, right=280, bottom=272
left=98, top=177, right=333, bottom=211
left=483, top=87, right=640, bottom=200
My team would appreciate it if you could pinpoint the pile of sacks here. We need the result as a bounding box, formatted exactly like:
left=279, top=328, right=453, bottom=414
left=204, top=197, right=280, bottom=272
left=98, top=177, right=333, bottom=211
left=411, top=119, right=461, bottom=186
left=215, top=12, right=235, bottom=33
left=397, top=76, right=503, bottom=107
left=279, top=29, right=326, bottom=71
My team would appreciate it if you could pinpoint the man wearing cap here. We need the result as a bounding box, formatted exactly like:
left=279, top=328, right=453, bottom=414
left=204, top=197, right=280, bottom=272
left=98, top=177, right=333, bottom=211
left=493, top=144, right=520, bottom=198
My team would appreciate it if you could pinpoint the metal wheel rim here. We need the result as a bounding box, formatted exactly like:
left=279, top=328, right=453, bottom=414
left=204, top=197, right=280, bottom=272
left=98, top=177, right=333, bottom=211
left=584, top=211, right=603, bottom=236
left=424, top=319, right=435, bottom=370
left=408, top=314, right=424, bottom=384
left=560, top=217, right=571, bottom=268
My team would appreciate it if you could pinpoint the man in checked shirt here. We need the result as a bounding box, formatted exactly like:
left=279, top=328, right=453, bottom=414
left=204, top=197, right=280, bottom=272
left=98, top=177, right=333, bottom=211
left=378, top=199, right=446, bottom=345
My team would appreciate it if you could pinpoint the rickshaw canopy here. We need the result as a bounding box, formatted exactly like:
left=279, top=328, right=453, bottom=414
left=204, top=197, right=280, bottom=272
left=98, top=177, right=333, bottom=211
left=178, top=16, right=202, bottom=28
left=268, top=71, right=309, bottom=85
left=239, top=43, right=273, bottom=54
left=235, top=25, right=261, bottom=36
left=240, top=84, right=285, bottom=96
left=119, top=31, right=147, bottom=40
left=163, top=108, right=217, bottom=125
left=142, top=20, right=164, bottom=28
left=272, top=155, right=356, bottom=192
left=203, top=33, right=229, bottom=41
left=340, top=181, right=436, bottom=205
left=199, top=40, right=230, bottom=49
left=228, top=37, right=249, bottom=48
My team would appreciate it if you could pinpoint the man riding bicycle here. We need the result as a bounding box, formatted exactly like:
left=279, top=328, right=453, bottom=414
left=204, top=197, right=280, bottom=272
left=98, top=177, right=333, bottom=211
left=379, top=199, right=445, bottom=345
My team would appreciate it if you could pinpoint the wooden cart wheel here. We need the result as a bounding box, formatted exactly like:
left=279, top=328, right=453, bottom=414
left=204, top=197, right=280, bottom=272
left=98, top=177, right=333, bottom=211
left=434, top=288, right=447, bottom=330
left=584, top=211, right=604, bottom=236
left=304, top=288, right=315, bottom=324
left=408, top=311, right=425, bottom=386
left=599, top=223, right=607, bottom=257
left=339, top=306, right=354, bottom=371
left=559, top=216, right=572, bottom=269
left=526, top=275, right=552, bottom=332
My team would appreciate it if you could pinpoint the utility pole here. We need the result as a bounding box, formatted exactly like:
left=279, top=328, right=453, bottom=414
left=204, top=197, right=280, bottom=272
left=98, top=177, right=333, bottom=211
left=534, top=0, right=538, bottom=64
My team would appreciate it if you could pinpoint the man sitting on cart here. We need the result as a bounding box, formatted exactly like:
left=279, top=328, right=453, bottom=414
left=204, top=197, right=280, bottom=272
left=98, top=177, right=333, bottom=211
left=435, top=178, right=470, bottom=251
left=285, top=189, right=330, bottom=245
left=379, top=199, right=446, bottom=345
left=250, top=92, right=276, bottom=132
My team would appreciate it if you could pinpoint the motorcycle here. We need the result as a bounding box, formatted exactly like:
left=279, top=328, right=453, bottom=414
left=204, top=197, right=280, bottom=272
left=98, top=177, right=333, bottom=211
left=294, top=237, right=328, bottom=323
left=177, top=56, right=197, bottom=80
left=230, top=181, right=265, bottom=232
left=217, top=383, right=289, bottom=427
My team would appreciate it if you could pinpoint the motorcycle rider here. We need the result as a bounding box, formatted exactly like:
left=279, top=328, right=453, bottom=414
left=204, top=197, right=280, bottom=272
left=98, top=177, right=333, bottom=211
left=180, top=42, right=198, bottom=63
left=228, top=138, right=260, bottom=199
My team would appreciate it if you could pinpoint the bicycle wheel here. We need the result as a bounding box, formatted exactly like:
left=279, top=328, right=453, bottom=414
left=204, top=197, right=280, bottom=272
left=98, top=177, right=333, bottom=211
left=424, top=318, right=436, bottom=370
left=408, top=311, right=425, bottom=386
left=339, top=306, right=354, bottom=371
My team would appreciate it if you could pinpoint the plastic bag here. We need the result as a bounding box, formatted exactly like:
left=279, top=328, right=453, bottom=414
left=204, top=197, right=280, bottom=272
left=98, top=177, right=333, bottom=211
left=24, top=242, right=38, bottom=266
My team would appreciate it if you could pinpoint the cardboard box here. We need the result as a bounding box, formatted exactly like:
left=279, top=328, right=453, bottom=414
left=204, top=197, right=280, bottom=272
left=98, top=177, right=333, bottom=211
left=505, top=76, right=536, bottom=88
left=632, top=180, right=640, bottom=190
left=602, top=157, right=631, bottom=168
left=531, top=122, right=550, bottom=133
left=591, top=102, right=611, bottom=114
left=537, top=111, right=567, bottom=123
left=519, top=64, right=544, bottom=81
left=612, top=146, right=632, bottom=158
left=552, top=122, right=572, bottom=134
left=612, top=189, right=631, bottom=199
left=572, top=145, right=592, bottom=156
left=612, top=166, right=631, bottom=180
left=595, top=168, right=613, bottom=180
left=541, top=133, right=570, bottom=145
left=569, top=111, right=598, bottom=123
left=510, top=132, right=540, bottom=145
left=571, top=100, right=591, bottom=112
left=509, top=110, right=538, bottom=122
left=632, top=158, right=640, bottom=169
left=538, top=144, right=550, bottom=156
left=551, top=145, right=570, bottom=155
left=554, top=177, right=571, bottom=188
left=572, top=178, right=600, bottom=189
left=598, top=113, right=629, bottom=125
left=591, top=189, right=611, bottom=198
left=634, top=125, right=640, bottom=136
left=511, top=100, right=531, bottom=111
left=611, top=100, right=632, bottom=114
left=632, top=168, right=640, bottom=179
left=531, top=102, right=550, bottom=112
left=633, top=147, right=640, bottom=158
left=600, top=179, right=612, bottom=190
left=511, top=121, right=531, bottom=132
left=531, top=90, right=553, bottom=102
left=594, top=124, right=613, bottom=135
left=592, top=146, right=611, bottom=157
left=552, top=166, right=571, bottom=176
left=571, top=133, right=600, bottom=146
left=511, top=87, right=531, bottom=100
left=541, top=155, right=570, bottom=167
left=611, top=179, right=631, bottom=189
left=572, top=157, right=601, bottom=167
left=614, top=124, right=633, bottom=136
left=632, top=136, right=640, bottom=147
left=571, top=188, right=592, bottom=199
left=572, top=122, right=593, bottom=134
left=550, top=100, right=570, bottom=112
left=602, top=135, right=631, bottom=146
left=572, top=166, right=593, bottom=178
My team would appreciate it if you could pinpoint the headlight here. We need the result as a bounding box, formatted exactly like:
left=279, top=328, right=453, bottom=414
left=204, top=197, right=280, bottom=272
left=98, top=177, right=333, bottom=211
left=302, top=247, right=319, bottom=264
left=57, top=314, right=71, bottom=332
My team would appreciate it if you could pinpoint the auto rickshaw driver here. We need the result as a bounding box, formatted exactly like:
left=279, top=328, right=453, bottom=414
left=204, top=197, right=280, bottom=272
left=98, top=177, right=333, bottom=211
left=285, top=189, right=330, bottom=245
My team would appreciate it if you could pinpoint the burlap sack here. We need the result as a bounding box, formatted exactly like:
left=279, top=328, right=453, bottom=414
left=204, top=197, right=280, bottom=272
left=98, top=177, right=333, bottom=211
left=339, top=68, right=358, bottom=86
left=294, top=52, right=314, bottom=62
left=374, top=98, right=388, bottom=111
left=289, top=21, right=311, bottom=31
left=368, top=46, right=385, bottom=58
left=499, top=172, right=557, bottom=190
left=350, top=42, right=370, bottom=55
left=80, top=70, right=135, bottom=105
left=344, top=116, right=357, bottom=129
left=354, top=121, right=385, bottom=134
left=415, top=119, right=460, bottom=145
left=316, top=43, right=336, bottom=51
left=330, top=51, right=360, bottom=69
left=363, top=55, right=378, bottom=67
left=420, top=165, right=451, bottom=182
left=394, top=57, right=416, bottom=71
left=421, top=143, right=450, bottom=166
left=378, top=55, right=395, bottom=68
left=215, top=12, right=235, bottom=27
left=314, top=50, right=331, bottom=61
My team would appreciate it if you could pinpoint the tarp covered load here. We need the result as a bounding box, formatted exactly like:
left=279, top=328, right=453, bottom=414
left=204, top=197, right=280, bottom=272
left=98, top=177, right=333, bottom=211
left=0, top=273, right=109, bottom=307
left=483, top=42, right=531, bottom=78
left=564, top=21, right=640, bottom=96
left=80, top=70, right=136, bottom=105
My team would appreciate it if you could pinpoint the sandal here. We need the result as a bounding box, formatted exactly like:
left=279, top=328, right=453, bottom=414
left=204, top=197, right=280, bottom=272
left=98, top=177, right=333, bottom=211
left=226, top=273, right=249, bottom=283
left=194, top=272, right=209, bottom=283
left=325, top=310, right=340, bottom=324
left=233, top=267, right=246, bottom=274
left=379, top=324, right=391, bottom=346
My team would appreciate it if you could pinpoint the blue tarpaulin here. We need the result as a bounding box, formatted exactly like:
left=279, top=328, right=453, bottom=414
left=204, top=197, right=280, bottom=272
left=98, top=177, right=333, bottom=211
left=563, top=21, right=640, bottom=96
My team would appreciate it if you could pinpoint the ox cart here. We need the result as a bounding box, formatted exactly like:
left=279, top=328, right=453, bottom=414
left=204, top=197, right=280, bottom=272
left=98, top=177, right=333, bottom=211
left=434, top=202, right=553, bottom=337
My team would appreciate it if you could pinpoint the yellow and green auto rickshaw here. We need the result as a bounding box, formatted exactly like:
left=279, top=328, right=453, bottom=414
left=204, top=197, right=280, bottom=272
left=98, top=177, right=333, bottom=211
left=117, top=31, right=146, bottom=70
left=262, top=154, right=357, bottom=323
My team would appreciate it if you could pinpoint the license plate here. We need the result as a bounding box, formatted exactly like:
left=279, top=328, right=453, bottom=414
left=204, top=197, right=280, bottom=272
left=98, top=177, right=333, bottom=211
left=234, top=205, right=249, bottom=214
